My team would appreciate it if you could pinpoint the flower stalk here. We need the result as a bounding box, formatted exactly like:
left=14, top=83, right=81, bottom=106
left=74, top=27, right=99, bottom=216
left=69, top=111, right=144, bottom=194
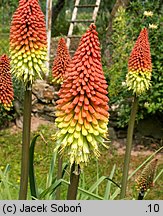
left=120, top=95, right=138, bottom=199
left=120, top=28, right=152, bottom=199
left=67, top=163, right=80, bottom=200
left=9, top=0, right=47, bottom=199
left=19, top=83, right=32, bottom=199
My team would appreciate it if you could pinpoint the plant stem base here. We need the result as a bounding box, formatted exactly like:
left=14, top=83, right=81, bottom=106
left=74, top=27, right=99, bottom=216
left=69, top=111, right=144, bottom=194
left=120, top=95, right=138, bottom=199
left=19, top=86, right=32, bottom=200
left=67, top=163, right=80, bottom=200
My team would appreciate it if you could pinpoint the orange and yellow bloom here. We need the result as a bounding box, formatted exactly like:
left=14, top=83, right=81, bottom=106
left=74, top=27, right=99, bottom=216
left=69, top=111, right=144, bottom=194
left=126, top=28, right=152, bottom=95
left=10, top=0, right=47, bottom=84
left=52, top=38, right=71, bottom=84
left=55, top=24, right=109, bottom=167
left=0, top=55, right=14, bottom=110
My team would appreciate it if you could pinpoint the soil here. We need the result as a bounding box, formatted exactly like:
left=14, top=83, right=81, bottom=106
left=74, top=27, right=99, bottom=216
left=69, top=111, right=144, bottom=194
left=10, top=116, right=53, bottom=134
left=9, top=116, right=163, bottom=163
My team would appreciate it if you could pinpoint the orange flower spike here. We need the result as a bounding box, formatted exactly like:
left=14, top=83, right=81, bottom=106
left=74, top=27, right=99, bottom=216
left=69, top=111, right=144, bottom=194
left=0, top=55, right=14, bottom=110
left=55, top=24, right=109, bottom=167
left=126, top=28, right=152, bottom=95
left=52, top=38, right=71, bottom=84
left=10, top=0, right=47, bottom=85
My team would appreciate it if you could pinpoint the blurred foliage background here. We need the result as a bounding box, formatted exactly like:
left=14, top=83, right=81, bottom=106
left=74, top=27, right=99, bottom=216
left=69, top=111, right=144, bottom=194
left=0, top=0, right=163, bottom=129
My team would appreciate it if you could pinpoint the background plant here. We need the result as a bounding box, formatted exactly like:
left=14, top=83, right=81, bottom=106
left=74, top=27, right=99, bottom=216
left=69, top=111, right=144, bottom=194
left=107, top=0, right=163, bottom=128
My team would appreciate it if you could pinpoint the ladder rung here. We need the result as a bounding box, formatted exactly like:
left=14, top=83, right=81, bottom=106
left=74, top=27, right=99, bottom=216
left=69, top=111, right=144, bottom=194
left=70, top=19, right=94, bottom=23
left=67, top=35, right=81, bottom=38
left=67, top=0, right=101, bottom=50
left=75, top=4, right=98, bottom=8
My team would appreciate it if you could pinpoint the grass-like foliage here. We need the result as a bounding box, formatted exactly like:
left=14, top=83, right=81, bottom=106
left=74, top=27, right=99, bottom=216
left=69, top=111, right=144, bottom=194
left=0, top=131, right=162, bottom=200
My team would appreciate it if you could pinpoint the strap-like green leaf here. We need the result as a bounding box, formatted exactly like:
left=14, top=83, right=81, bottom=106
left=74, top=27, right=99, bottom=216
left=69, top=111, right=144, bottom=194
left=29, top=134, right=40, bottom=199
left=104, top=164, right=116, bottom=200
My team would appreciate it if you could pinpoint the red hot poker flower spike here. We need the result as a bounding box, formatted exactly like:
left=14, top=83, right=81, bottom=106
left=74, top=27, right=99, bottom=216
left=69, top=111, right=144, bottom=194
left=126, top=28, right=152, bottom=95
left=52, top=38, right=71, bottom=84
left=55, top=24, right=109, bottom=167
left=10, top=0, right=47, bottom=85
left=0, top=55, right=14, bottom=110
left=128, top=28, right=152, bottom=73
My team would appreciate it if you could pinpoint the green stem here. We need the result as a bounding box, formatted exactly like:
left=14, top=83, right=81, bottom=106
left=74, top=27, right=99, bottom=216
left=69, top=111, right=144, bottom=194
left=19, top=84, right=32, bottom=200
left=120, top=95, right=139, bottom=199
left=67, top=163, right=80, bottom=200
left=56, top=153, right=63, bottom=200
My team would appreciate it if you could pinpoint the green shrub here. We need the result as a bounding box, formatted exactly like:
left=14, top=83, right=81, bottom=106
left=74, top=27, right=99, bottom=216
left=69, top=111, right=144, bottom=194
left=107, top=0, right=163, bottom=128
left=0, top=106, right=14, bottom=129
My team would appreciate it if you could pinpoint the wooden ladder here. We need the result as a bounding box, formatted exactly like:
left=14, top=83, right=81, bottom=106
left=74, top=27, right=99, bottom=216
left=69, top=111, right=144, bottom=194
left=66, top=0, right=101, bottom=51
